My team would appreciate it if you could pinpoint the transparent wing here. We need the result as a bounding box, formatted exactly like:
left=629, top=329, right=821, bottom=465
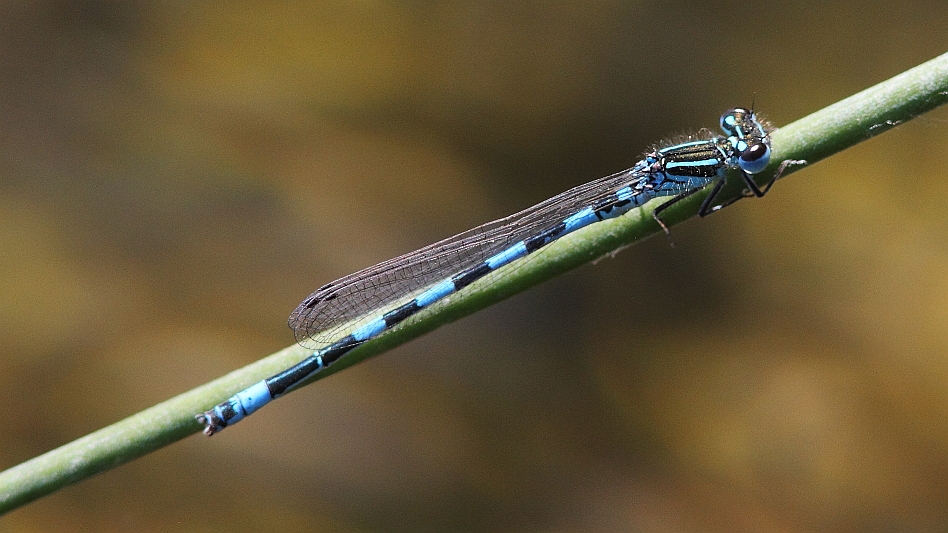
left=289, top=164, right=651, bottom=349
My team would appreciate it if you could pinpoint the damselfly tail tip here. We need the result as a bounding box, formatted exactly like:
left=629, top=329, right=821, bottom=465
left=196, top=412, right=223, bottom=437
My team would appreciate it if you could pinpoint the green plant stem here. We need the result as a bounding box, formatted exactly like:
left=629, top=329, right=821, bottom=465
left=3, top=50, right=948, bottom=515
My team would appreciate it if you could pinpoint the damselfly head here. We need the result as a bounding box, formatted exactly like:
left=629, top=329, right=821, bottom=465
left=720, top=107, right=772, bottom=174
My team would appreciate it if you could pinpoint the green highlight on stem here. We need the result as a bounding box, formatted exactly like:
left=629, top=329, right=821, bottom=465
left=3, top=50, right=948, bottom=515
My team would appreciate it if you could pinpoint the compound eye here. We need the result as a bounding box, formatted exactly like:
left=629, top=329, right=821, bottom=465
left=738, top=142, right=771, bottom=174
left=720, top=107, right=752, bottom=136
left=720, top=109, right=739, bottom=135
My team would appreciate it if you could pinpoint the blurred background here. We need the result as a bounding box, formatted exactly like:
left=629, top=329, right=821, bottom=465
left=2, top=1, right=948, bottom=531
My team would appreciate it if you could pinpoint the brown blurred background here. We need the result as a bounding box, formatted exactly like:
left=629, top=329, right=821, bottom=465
left=2, top=1, right=948, bottom=531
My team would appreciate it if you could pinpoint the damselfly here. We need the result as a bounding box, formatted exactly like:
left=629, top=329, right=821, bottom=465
left=198, top=107, right=779, bottom=436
